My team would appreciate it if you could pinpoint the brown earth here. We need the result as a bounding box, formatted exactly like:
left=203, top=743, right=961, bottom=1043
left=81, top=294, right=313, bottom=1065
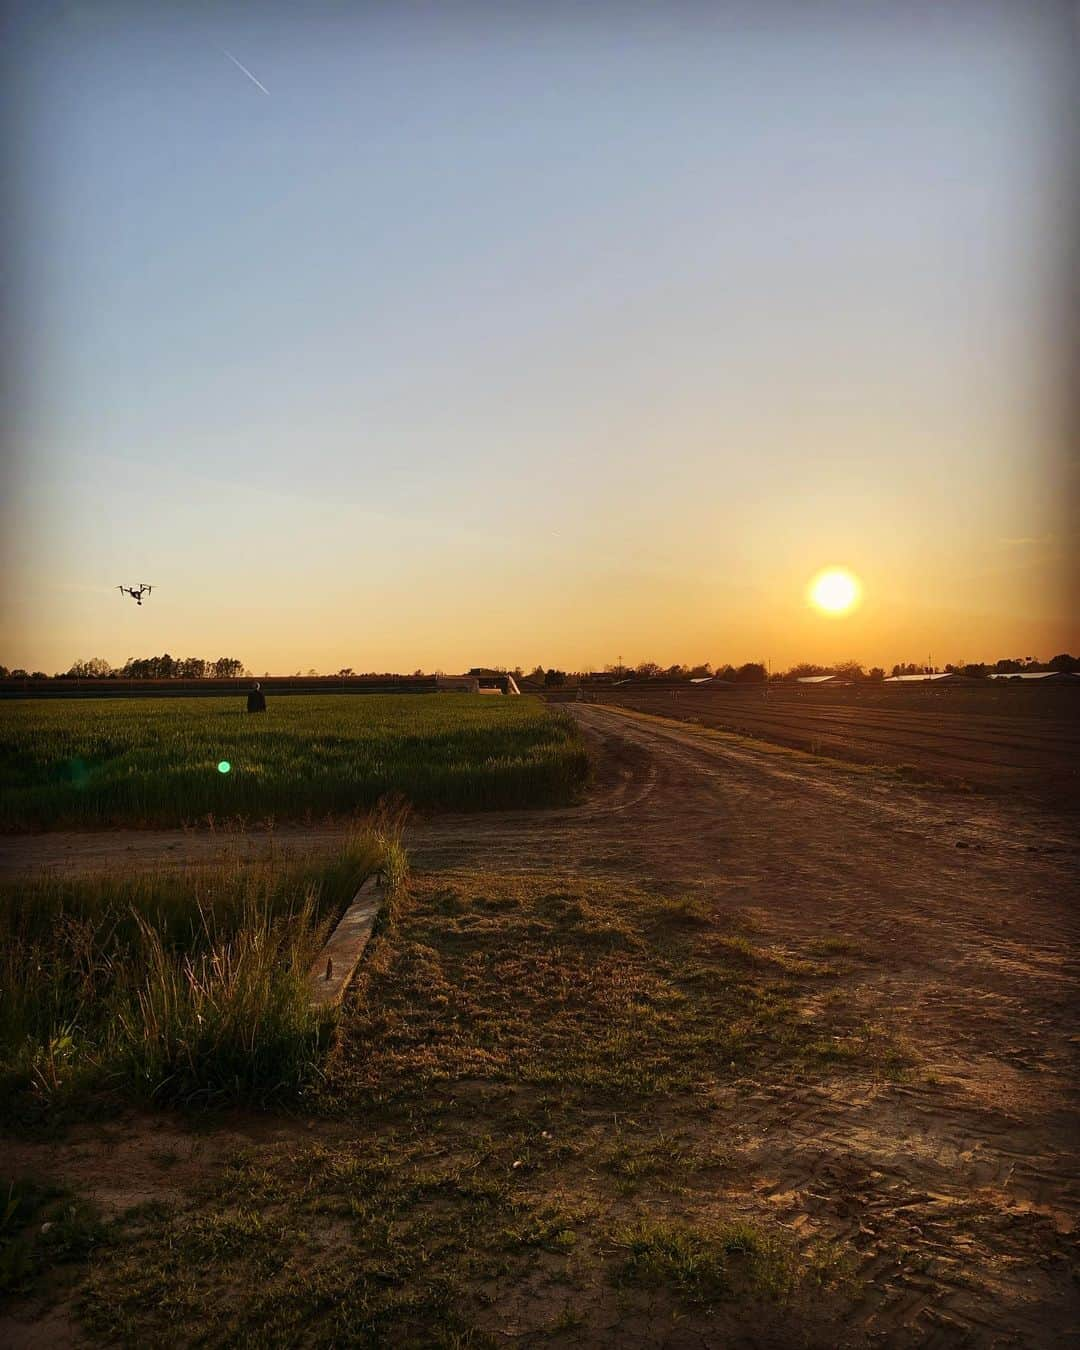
left=2, top=703, right=1078, bottom=1346
left=591, top=684, right=1080, bottom=801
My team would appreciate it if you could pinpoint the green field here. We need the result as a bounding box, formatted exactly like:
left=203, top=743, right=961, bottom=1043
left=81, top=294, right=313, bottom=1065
left=0, top=694, right=588, bottom=829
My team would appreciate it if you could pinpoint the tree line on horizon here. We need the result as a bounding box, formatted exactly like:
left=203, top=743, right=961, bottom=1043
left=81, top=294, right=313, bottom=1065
left=0, top=653, right=1075, bottom=683
left=0, top=655, right=248, bottom=681
left=584, top=653, right=1078, bottom=682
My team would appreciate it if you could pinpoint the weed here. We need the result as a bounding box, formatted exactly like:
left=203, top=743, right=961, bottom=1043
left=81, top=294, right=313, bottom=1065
left=0, top=1176, right=105, bottom=1300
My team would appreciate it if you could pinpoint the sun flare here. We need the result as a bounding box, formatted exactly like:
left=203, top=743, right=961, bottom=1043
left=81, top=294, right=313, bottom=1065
left=808, top=566, right=861, bottom=617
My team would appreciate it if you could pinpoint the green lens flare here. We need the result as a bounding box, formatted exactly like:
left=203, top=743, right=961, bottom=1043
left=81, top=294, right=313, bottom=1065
left=217, top=761, right=231, bottom=774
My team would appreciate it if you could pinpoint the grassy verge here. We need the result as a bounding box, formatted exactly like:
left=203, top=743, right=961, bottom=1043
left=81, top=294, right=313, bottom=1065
left=53, top=871, right=900, bottom=1344
left=0, top=821, right=405, bottom=1121
left=0, top=694, right=589, bottom=829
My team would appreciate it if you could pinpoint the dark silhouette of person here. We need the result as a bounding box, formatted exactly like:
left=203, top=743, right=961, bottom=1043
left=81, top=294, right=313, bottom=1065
left=247, top=681, right=267, bottom=713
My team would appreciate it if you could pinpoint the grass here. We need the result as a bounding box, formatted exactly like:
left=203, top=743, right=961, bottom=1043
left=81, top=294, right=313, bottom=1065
left=0, top=822, right=403, bottom=1119
left=328, top=874, right=910, bottom=1105
left=613, top=1217, right=808, bottom=1303
left=0, top=694, right=589, bottom=829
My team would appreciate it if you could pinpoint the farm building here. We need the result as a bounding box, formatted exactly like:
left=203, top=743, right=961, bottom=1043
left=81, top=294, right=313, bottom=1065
left=796, top=674, right=851, bottom=686
left=436, top=675, right=480, bottom=693
left=883, top=672, right=974, bottom=684
left=438, top=670, right=521, bottom=695
left=987, top=671, right=1080, bottom=683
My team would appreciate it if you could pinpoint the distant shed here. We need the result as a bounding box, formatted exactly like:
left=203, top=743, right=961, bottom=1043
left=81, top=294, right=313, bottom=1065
left=987, top=671, right=1079, bottom=683
left=796, top=674, right=850, bottom=686
left=883, top=672, right=974, bottom=684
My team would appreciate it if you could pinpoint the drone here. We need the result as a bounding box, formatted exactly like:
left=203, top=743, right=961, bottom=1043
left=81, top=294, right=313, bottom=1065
left=117, top=583, right=153, bottom=606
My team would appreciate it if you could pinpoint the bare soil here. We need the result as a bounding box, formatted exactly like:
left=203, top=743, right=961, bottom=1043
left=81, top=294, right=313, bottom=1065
left=2, top=704, right=1077, bottom=1345
left=595, top=684, right=1080, bottom=801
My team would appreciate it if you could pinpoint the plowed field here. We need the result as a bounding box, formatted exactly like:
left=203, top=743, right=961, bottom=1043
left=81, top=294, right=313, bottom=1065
left=592, top=685, right=1080, bottom=802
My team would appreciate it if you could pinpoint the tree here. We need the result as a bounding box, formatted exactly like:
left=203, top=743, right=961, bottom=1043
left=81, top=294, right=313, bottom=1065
left=714, top=664, right=737, bottom=682
left=635, top=662, right=662, bottom=678
left=688, top=663, right=712, bottom=679
left=0, top=666, right=9, bottom=679
left=784, top=663, right=829, bottom=680
left=66, top=657, right=113, bottom=678
left=338, top=668, right=355, bottom=678
left=735, top=662, right=767, bottom=684
left=1049, top=653, right=1077, bottom=673
left=961, top=663, right=987, bottom=678
left=544, top=668, right=567, bottom=687
left=833, top=660, right=865, bottom=682
left=867, top=667, right=885, bottom=682
left=211, top=657, right=245, bottom=679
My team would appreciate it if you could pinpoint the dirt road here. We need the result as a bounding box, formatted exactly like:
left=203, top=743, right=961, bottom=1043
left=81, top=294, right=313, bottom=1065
left=2, top=703, right=1077, bottom=1343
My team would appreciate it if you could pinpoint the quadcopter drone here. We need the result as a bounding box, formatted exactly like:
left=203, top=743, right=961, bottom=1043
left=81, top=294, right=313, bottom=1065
left=117, top=583, right=153, bottom=605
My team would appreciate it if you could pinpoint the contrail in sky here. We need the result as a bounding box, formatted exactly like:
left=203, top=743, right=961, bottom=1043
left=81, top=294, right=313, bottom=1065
left=222, top=49, right=270, bottom=96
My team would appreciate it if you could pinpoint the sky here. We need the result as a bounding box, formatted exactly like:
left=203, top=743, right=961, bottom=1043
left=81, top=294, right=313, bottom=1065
left=3, top=0, right=1077, bottom=675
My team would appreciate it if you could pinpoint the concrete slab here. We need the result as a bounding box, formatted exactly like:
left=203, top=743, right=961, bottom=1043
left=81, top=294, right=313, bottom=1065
left=309, top=873, right=386, bottom=1010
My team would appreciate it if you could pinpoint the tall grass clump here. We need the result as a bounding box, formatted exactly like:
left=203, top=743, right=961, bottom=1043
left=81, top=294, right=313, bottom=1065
left=0, top=823, right=402, bottom=1115
left=0, top=694, right=589, bottom=829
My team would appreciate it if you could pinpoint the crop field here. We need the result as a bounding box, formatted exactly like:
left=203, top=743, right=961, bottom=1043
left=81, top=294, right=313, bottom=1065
left=595, top=684, right=1080, bottom=799
left=0, top=694, right=588, bottom=829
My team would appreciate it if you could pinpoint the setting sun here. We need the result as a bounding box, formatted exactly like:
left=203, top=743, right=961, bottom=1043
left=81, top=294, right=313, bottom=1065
left=808, top=566, right=861, bottom=617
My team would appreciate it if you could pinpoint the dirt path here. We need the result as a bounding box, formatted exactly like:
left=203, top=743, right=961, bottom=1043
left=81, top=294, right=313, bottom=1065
left=3, top=704, right=1077, bottom=1343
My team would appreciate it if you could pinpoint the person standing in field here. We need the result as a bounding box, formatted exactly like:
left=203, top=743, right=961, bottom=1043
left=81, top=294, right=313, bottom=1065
left=247, top=681, right=267, bottom=713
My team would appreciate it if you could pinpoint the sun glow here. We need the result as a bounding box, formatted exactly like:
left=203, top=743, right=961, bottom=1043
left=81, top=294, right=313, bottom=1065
left=808, top=566, right=861, bottom=617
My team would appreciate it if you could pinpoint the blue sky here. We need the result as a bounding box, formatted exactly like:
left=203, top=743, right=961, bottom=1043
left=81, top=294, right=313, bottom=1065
left=4, top=1, right=1076, bottom=673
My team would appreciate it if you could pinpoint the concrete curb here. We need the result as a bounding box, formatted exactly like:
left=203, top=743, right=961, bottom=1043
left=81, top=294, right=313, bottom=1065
left=309, top=873, right=386, bottom=1011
